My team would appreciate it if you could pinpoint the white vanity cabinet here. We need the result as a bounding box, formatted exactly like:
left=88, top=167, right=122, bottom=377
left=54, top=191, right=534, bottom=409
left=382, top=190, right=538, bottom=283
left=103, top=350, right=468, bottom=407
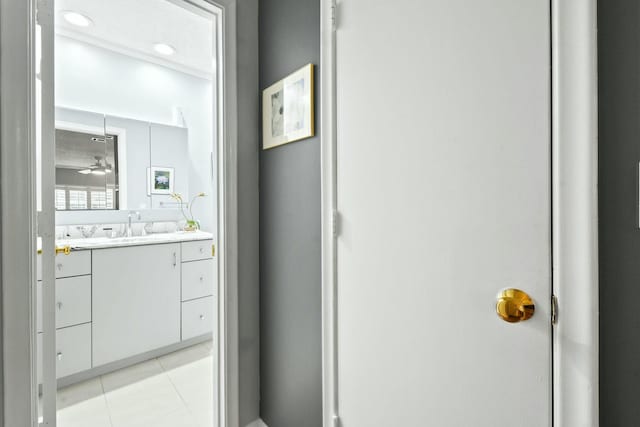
left=92, top=243, right=181, bottom=367
left=37, top=250, right=93, bottom=380
left=37, top=235, right=215, bottom=385
left=180, top=240, right=215, bottom=340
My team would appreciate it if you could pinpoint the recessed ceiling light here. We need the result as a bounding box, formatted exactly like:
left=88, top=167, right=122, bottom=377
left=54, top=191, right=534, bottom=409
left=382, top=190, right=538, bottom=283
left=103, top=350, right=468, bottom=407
left=153, top=43, right=176, bottom=56
left=62, top=11, right=93, bottom=27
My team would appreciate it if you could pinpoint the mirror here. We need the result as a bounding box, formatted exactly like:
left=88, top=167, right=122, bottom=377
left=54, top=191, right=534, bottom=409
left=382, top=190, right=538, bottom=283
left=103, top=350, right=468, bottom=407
left=149, top=123, right=189, bottom=209
left=55, top=128, right=118, bottom=210
left=55, top=106, right=189, bottom=211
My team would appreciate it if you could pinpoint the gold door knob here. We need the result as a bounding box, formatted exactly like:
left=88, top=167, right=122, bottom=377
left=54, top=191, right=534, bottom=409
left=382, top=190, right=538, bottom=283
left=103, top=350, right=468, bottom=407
left=496, top=288, right=535, bottom=323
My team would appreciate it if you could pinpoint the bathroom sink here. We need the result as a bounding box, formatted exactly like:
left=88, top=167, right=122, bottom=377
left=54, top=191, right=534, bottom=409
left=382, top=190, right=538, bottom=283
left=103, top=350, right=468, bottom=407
left=57, top=231, right=213, bottom=250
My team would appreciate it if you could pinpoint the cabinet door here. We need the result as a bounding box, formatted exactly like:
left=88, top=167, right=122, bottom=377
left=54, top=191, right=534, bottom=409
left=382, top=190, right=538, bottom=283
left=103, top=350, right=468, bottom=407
left=181, top=240, right=213, bottom=262
left=92, top=244, right=181, bottom=366
left=182, top=259, right=215, bottom=301
left=182, top=296, right=214, bottom=341
left=55, top=250, right=91, bottom=279
left=56, top=276, right=91, bottom=329
left=56, top=324, right=92, bottom=378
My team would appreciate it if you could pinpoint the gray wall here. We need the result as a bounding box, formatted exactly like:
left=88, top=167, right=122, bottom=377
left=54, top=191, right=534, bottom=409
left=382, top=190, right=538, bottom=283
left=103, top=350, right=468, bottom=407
left=237, top=0, right=261, bottom=426
left=258, top=0, right=322, bottom=426
left=598, top=1, right=640, bottom=425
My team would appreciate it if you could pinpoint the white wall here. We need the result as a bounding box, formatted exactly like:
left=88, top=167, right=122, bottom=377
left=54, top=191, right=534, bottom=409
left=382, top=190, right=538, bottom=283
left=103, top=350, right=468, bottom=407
left=55, top=35, right=216, bottom=232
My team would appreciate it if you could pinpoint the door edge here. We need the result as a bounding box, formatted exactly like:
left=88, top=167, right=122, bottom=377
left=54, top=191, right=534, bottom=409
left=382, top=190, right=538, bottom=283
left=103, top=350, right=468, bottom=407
left=551, top=1, right=599, bottom=426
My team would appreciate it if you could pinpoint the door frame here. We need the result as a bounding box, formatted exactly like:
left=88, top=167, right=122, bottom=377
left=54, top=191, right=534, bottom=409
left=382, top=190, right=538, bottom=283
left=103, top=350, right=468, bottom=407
left=0, top=0, right=242, bottom=426
left=319, top=1, right=599, bottom=426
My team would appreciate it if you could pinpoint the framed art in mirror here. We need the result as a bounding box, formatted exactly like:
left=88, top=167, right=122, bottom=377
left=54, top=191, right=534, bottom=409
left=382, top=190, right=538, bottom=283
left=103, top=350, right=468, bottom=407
left=148, top=166, right=175, bottom=195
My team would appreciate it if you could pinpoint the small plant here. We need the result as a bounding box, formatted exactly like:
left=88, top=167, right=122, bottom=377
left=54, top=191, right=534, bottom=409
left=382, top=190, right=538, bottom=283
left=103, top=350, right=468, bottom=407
left=170, top=192, right=206, bottom=230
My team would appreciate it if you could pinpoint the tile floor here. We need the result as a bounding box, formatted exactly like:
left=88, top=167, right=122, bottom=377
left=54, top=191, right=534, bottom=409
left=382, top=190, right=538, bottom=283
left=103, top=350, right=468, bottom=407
left=53, top=341, right=214, bottom=427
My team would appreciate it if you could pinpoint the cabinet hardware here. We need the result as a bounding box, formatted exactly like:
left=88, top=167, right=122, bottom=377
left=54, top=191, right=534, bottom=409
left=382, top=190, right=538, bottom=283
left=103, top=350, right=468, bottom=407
left=38, top=245, right=72, bottom=255
left=57, top=352, right=63, bottom=361
left=173, top=253, right=177, bottom=267
left=57, top=302, right=62, bottom=310
left=55, top=245, right=71, bottom=255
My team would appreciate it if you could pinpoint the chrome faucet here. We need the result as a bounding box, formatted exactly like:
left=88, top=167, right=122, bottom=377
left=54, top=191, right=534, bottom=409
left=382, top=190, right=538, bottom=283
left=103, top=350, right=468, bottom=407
left=127, top=211, right=141, bottom=237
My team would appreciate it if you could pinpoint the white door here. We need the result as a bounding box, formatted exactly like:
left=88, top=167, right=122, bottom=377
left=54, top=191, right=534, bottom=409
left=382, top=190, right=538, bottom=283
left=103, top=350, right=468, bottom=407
left=335, top=1, right=551, bottom=426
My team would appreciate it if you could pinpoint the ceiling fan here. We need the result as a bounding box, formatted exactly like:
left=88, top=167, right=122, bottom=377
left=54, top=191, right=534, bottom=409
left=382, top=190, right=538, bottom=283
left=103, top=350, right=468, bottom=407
left=78, top=156, right=113, bottom=175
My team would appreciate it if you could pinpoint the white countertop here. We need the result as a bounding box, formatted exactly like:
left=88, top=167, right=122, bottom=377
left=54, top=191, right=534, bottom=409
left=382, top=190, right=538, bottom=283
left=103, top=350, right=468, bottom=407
left=54, top=230, right=214, bottom=251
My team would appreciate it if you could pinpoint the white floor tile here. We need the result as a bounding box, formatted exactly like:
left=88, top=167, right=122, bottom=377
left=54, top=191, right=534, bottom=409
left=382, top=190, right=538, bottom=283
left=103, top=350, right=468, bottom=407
left=165, top=357, right=214, bottom=415
left=101, top=359, right=165, bottom=393
left=54, top=343, right=214, bottom=427
left=104, top=372, right=186, bottom=426
left=112, top=407, right=197, bottom=427
left=57, top=394, right=112, bottom=427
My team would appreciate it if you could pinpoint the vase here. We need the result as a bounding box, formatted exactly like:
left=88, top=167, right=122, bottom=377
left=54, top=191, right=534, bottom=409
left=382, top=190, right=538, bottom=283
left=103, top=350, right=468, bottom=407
left=183, top=220, right=199, bottom=232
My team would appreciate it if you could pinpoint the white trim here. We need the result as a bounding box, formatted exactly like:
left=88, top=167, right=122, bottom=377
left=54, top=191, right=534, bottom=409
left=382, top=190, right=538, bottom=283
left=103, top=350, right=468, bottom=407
left=0, top=0, right=240, bottom=426
left=552, top=1, right=599, bottom=426
left=210, top=1, right=240, bottom=426
left=180, top=0, right=241, bottom=426
left=320, top=2, right=600, bottom=427
left=320, top=0, right=337, bottom=426
left=173, top=2, right=240, bottom=427
left=39, top=0, right=57, bottom=424
left=1, top=0, right=39, bottom=425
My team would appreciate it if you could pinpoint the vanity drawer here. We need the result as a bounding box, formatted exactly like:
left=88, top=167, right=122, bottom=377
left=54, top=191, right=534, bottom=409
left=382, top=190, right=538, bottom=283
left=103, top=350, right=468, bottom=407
left=181, top=240, right=213, bottom=262
left=56, top=250, right=91, bottom=278
left=181, top=296, right=214, bottom=341
left=56, top=276, right=92, bottom=329
left=182, top=259, right=215, bottom=301
left=56, top=323, right=92, bottom=378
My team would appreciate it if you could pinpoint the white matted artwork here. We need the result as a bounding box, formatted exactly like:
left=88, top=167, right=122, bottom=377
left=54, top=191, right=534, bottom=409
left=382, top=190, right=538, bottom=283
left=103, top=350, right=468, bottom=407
left=262, top=63, right=315, bottom=149
left=147, top=166, right=174, bottom=195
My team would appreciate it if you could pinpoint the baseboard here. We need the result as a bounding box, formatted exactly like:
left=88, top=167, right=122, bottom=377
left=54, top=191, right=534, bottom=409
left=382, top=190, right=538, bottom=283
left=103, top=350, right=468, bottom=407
left=245, top=419, right=268, bottom=427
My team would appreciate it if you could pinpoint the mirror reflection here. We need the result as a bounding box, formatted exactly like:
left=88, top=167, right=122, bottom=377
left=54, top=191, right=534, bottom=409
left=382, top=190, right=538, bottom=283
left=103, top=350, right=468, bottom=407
left=55, top=107, right=189, bottom=212
left=55, top=129, right=119, bottom=210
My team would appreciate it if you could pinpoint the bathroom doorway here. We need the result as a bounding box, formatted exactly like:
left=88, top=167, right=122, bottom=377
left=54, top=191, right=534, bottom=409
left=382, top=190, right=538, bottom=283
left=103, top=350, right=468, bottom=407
left=32, top=0, right=233, bottom=426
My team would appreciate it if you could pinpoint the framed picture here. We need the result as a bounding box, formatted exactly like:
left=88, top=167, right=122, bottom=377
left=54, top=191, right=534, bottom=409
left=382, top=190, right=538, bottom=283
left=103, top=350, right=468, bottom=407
left=262, top=63, right=315, bottom=149
left=148, top=166, right=174, bottom=195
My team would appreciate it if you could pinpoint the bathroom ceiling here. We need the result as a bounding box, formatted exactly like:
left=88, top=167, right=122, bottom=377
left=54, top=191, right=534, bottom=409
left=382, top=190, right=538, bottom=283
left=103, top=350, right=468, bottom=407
left=55, top=0, right=215, bottom=79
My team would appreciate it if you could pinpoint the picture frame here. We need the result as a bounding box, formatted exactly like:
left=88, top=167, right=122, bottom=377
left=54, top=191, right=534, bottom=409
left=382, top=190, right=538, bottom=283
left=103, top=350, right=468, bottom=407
left=262, top=63, right=315, bottom=149
left=147, top=166, right=174, bottom=195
